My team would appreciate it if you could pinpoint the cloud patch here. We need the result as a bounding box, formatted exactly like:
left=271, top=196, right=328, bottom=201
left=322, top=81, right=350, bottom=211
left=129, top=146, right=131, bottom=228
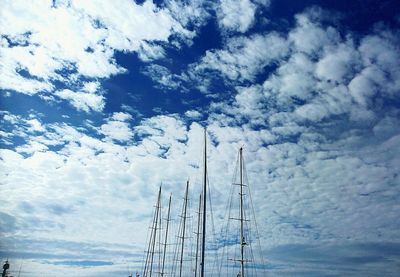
left=0, top=0, right=199, bottom=111
left=194, top=32, right=289, bottom=82
left=100, top=113, right=133, bottom=142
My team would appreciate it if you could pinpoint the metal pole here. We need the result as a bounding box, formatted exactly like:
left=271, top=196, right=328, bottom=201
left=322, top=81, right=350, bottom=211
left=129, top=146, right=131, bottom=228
left=161, top=194, right=171, bottom=276
left=149, top=187, right=161, bottom=277
left=200, top=129, right=207, bottom=277
left=194, top=194, right=202, bottom=277
left=143, top=188, right=161, bottom=277
left=179, top=181, right=190, bottom=277
left=239, top=148, right=245, bottom=277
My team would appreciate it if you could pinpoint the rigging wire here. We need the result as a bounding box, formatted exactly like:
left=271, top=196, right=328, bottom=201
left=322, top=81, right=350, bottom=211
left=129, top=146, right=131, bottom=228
left=206, top=170, right=221, bottom=277
left=216, top=147, right=266, bottom=277
left=244, top=156, right=267, bottom=276
left=142, top=188, right=161, bottom=277
left=218, top=150, right=239, bottom=277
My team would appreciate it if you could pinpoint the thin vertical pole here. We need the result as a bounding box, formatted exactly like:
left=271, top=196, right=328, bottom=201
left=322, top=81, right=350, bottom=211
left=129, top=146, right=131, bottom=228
left=200, top=128, right=207, bottom=277
left=179, top=181, right=190, bottom=277
left=194, top=193, right=202, bottom=277
left=161, top=194, right=172, bottom=277
left=149, top=187, right=161, bottom=277
left=143, top=215, right=153, bottom=277
left=239, top=148, right=245, bottom=277
left=143, top=187, right=161, bottom=277
left=158, top=194, right=162, bottom=275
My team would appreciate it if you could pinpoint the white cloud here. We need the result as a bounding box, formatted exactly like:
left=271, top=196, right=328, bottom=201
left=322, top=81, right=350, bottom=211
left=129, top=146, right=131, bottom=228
left=264, top=52, right=316, bottom=102
left=16, top=140, right=48, bottom=154
left=289, top=10, right=340, bottom=55
left=315, top=42, right=361, bottom=83
left=166, top=0, right=210, bottom=32
left=71, top=0, right=191, bottom=50
left=231, top=85, right=266, bottom=125
left=217, top=0, right=271, bottom=33
left=218, top=0, right=257, bottom=33
left=142, top=64, right=182, bottom=90
left=82, top=81, right=100, bottom=93
left=26, top=118, right=46, bottom=133
left=372, top=115, right=400, bottom=140
left=98, top=112, right=135, bottom=143
left=0, top=0, right=199, bottom=110
left=247, top=11, right=400, bottom=125
left=2, top=5, right=400, bottom=277
left=135, top=115, right=187, bottom=144
left=100, top=120, right=133, bottom=142
left=359, top=33, right=400, bottom=72
left=294, top=84, right=353, bottom=122
left=1, top=1, right=116, bottom=91
left=195, top=32, right=289, bottom=82
left=348, top=66, right=382, bottom=107
left=54, top=89, right=105, bottom=113
left=2, top=112, right=21, bottom=124
left=184, top=110, right=202, bottom=119
left=111, top=112, right=132, bottom=122
left=0, top=65, right=53, bottom=95
left=2, top=104, right=400, bottom=276
left=137, top=42, right=166, bottom=61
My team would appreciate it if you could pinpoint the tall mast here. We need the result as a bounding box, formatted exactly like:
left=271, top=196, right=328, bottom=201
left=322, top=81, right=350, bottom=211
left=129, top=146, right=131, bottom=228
left=200, top=128, right=207, bottom=277
left=194, top=193, right=202, bottom=277
left=161, top=194, right=172, bottom=277
left=143, top=187, right=161, bottom=277
left=239, top=147, right=245, bottom=277
left=179, top=181, right=190, bottom=277
left=150, top=187, right=161, bottom=277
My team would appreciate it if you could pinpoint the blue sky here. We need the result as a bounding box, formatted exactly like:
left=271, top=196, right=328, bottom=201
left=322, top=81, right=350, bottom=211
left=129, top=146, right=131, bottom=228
left=1, top=0, right=400, bottom=276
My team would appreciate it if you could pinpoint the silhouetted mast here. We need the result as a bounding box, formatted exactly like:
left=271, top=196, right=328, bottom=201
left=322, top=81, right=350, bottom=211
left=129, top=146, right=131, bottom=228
left=161, top=194, right=172, bottom=277
left=178, top=181, right=189, bottom=277
left=178, top=181, right=190, bottom=277
left=18, top=262, right=22, bottom=277
left=194, top=193, right=202, bottom=277
left=239, top=147, right=245, bottom=277
left=143, top=187, right=162, bottom=277
left=200, top=129, right=207, bottom=277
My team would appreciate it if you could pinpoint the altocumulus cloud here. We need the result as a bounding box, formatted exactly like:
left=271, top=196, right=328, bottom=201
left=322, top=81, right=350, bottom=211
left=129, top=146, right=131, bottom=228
left=1, top=1, right=400, bottom=277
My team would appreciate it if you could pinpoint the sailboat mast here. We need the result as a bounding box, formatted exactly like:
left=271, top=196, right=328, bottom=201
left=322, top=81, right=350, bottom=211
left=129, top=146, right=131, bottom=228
left=179, top=181, right=190, bottom=277
left=194, top=193, right=202, bottom=277
left=239, top=147, right=245, bottom=277
left=143, top=188, right=159, bottom=277
left=148, top=187, right=161, bottom=277
left=161, top=194, right=172, bottom=277
left=200, top=129, right=207, bottom=277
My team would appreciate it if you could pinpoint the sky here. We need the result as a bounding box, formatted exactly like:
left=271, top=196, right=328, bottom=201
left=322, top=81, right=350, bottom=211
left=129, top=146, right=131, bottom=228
left=1, top=0, right=400, bottom=276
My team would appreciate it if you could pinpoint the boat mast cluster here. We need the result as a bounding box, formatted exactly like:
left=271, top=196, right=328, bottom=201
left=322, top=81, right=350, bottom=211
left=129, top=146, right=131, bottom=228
left=139, top=129, right=263, bottom=277
left=141, top=129, right=208, bottom=277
